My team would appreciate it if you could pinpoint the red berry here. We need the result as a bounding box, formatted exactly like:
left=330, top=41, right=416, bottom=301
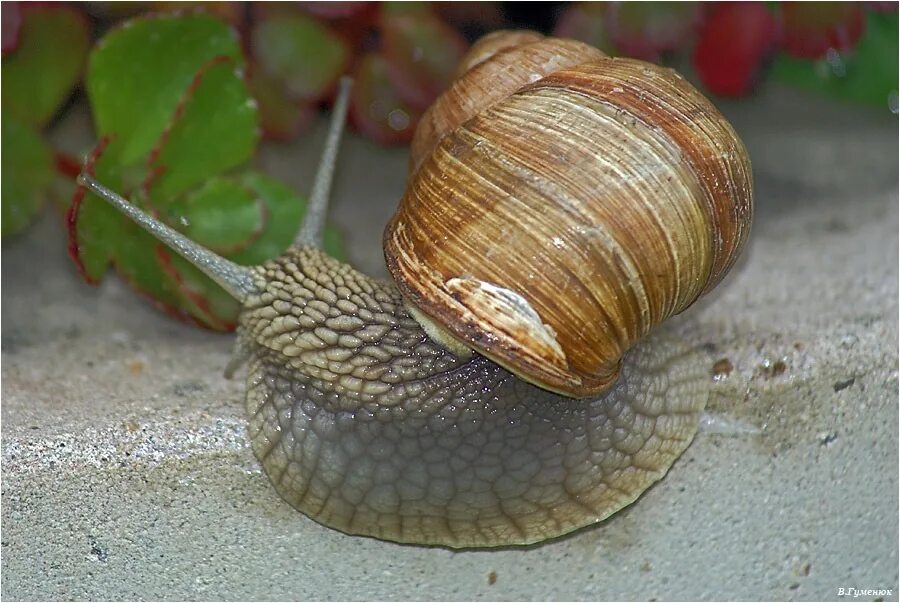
left=693, top=2, right=781, bottom=97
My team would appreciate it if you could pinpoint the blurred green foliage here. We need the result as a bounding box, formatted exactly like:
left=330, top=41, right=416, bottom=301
left=1, top=5, right=89, bottom=236
left=771, top=11, right=899, bottom=109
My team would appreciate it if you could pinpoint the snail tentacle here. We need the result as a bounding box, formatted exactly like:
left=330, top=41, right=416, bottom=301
left=294, top=77, right=353, bottom=249
left=76, top=174, right=258, bottom=302
left=75, top=77, right=355, bottom=301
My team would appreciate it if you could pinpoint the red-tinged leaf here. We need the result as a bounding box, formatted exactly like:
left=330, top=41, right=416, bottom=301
left=693, top=3, right=781, bottom=97
left=156, top=171, right=345, bottom=331
left=65, top=138, right=177, bottom=300
left=224, top=172, right=299, bottom=262
left=2, top=2, right=23, bottom=56
left=251, top=7, right=349, bottom=102
left=112, top=220, right=202, bottom=318
left=381, top=6, right=467, bottom=110
left=782, top=2, right=865, bottom=59
left=299, top=2, right=370, bottom=20
left=313, top=2, right=379, bottom=50
left=2, top=4, right=90, bottom=127
left=75, top=12, right=253, bottom=327
left=248, top=64, right=316, bottom=141
left=116, top=263, right=212, bottom=330
left=67, top=137, right=234, bottom=330
left=155, top=247, right=239, bottom=331
left=67, top=137, right=117, bottom=282
left=54, top=151, right=81, bottom=180
left=349, top=52, right=422, bottom=146
left=145, top=56, right=258, bottom=202
left=73, top=11, right=344, bottom=330
left=606, top=2, right=701, bottom=61
left=72, top=160, right=211, bottom=328
left=87, top=12, right=244, bottom=165
left=70, top=139, right=232, bottom=330
left=72, top=154, right=343, bottom=330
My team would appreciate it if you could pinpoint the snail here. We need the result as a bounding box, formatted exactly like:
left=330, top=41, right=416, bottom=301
left=74, top=32, right=752, bottom=548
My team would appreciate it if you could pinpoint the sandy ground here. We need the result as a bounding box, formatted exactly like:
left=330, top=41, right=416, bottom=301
left=2, top=86, right=897, bottom=601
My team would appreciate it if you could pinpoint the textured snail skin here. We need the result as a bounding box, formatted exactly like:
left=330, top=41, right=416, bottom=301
left=238, top=247, right=707, bottom=548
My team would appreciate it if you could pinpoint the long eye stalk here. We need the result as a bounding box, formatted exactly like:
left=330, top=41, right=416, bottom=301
left=76, top=175, right=258, bottom=302
left=77, top=78, right=353, bottom=302
left=294, top=76, right=353, bottom=248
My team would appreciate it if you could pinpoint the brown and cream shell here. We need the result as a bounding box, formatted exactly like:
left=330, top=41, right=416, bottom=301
left=384, top=31, right=753, bottom=397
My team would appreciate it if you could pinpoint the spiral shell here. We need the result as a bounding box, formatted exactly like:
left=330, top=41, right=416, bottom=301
left=384, top=32, right=753, bottom=397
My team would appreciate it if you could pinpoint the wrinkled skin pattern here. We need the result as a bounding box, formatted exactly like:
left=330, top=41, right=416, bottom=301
left=238, top=247, right=708, bottom=548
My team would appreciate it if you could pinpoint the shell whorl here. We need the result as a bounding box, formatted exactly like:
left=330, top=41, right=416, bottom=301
left=384, top=32, right=753, bottom=397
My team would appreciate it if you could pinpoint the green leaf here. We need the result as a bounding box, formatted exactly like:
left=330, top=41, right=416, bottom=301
left=2, top=6, right=90, bottom=127
left=160, top=171, right=345, bottom=328
left=156, top=250, right=241, bottom=330
left=114, top=229, right=191, bottom=317
left=228, top=171, right=344, bottom=265
left=71, top=12, right=345, bottom=331
left=251, top=9, right=348, bottom=101
left=73, top=139, right=229, bottom=324
left=70, top=138, right=149, bottom=283
left=1, top=116, right=53, bottom=237
left=167, top=177, right=264, bottom=255
left=147, top=57, right=259, bottom=201
left=771, top=12, right=899, bottom=109
left=168, top=170, right=345, bottom=266
left=87, top=12, right=243, bottom=165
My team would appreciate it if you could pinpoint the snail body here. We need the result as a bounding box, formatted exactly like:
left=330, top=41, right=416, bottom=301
left=76, top=32, right=752, bottom=548
left=240, top=247, right=705, bottom=546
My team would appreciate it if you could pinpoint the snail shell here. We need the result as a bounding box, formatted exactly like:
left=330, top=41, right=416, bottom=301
left=384, top=31, right=753, bottom=397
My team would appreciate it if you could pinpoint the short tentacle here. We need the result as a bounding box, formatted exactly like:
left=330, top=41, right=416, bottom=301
left=294, top=76, right=353, bottom=248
